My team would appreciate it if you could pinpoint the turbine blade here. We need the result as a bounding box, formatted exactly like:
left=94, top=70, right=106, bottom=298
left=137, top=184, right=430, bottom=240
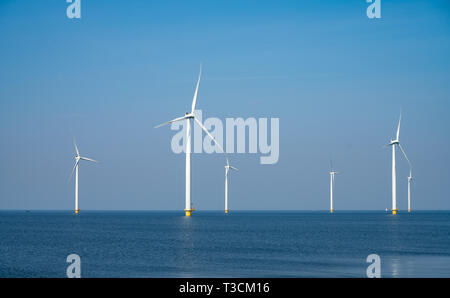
left=73, top=138, right=80, bottom=156
left=191, top=64, right=202, bottom=114
left=68, top=160, right=79, bottom=182
left=154, top=115, right=189, bottom=128
left=396, top=111, right=402, bottom=140
left=398, top=144, right=412, bottom=171
left=80, top=156, right=98, bottom=163
left=229, top=166, right=239, bottom=171
left=194, top=116, right=225, bottom=155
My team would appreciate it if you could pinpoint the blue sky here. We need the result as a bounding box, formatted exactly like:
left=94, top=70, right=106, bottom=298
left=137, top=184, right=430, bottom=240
left=0, top=0, right=449, bottom=210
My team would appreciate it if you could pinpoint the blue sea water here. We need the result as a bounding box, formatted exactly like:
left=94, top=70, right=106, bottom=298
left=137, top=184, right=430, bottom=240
left=0, top=211, right=449, bottom=278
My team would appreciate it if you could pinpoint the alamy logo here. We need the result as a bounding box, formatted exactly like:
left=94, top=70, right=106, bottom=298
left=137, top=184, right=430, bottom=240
left=170, top=110, right=279, bottom=165
left=66, top=254, right=81, bottom=278
left=66, top=0, right=81, bottom=19
left=366, top=0, right=381, bottom=19
left=366, top=254, right=381, bottom=278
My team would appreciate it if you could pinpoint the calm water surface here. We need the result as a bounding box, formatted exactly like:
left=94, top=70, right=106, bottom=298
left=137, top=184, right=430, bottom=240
left=1, top=211, right=449, bottom=277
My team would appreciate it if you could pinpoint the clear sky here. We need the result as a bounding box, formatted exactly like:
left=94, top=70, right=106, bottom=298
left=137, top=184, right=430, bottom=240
left=0, top=0, right=449, bottom=210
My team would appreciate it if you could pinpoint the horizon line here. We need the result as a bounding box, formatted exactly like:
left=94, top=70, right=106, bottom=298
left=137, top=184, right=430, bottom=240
left=0, top=209, right=449, bottom=212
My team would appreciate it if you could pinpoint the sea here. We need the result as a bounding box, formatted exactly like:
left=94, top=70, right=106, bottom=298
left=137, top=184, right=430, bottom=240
left=0, top=211, right=449, bottom=278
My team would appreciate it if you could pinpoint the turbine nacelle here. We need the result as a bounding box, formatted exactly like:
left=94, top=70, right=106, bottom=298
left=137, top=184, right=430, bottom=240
left=389, top=139, right=399, bottom=146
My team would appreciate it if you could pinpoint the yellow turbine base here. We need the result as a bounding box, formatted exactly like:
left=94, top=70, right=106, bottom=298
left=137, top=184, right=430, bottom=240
left=330, top=209, right=334, bottom=213
left=408, top=209, right=411, bottom=213
left=185, top=210, right=192, bottom=217
left=225, top=209, right=229, bottom=214
left=392, top=209, right=398, bottom=215
left=75, top=209, right=79, bottom=214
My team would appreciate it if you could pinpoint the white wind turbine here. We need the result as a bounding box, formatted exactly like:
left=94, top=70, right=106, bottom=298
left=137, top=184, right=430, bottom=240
left=69, top=138, right=98, bottom=214
left=407, top=169, right=413, bottom=212
left=386, top=111, right=409, bottom=215
left=155, top=66, right=225, bottom=216
left=224, top=158, right=238, bottom=214
left=398, top=147, right=413, bottom=212
left=329, top=160, right=338, bottom=213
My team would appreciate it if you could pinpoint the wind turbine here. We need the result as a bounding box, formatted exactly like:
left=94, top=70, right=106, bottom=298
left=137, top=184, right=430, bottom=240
left=329, top=160, right=338, bottom=213
left=224, top=158, right=238, bottom=214
left=69, top=138, right=98, bottom=214
left=155, top=66, right=225, bottom=216
left=398, top=146, right=413, bottom=212
left=386, top=111, right=409, bottom=215
left=407, top=170, right=413, bottom=212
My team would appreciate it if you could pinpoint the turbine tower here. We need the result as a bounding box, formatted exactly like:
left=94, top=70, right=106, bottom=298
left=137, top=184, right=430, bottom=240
left=329, top=160, right=338, bottom=213
left=224, top=158, right=238, bottom=214
left=407, top=171, right=413, bottom=212
left=155, top=66, right=225, bottom=216
left=69, top=138, right=98, bottom=214
left=386, top=111, right=409, bottom=215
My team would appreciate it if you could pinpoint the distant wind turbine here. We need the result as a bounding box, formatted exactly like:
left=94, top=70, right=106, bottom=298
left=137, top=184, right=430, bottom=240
left=407, top=170, right=413, bottom=212
left=398, top=146, right=413, bottom=212
left=224, top=158, right=238, bottom=214
left=386, top=111, right=409, bottom=215
left=329, top=160, right=338, bottom=213
left=155, top=66, right=225, bottom=216
left=69, top=138, right=98, bottom=214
